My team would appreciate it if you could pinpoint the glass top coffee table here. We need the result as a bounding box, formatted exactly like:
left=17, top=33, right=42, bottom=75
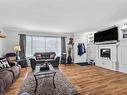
left=33, top=63, right=56, bottom=93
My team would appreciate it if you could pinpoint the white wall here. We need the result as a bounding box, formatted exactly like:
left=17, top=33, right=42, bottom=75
left=73, top=33, right=88, bottom=63
left=118, top=40, right=127, bottom=73
left=87, top=44, right=96, bottom=60
left=117, top=23, right=127, bottom=73
left=3, top=31, right=19, bottom=54
left=0, top=28, right=6, bottom=57
left=0, top=39, right=5, bottom=57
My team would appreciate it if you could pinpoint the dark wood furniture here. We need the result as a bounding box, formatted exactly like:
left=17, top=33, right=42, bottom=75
left=17, top=59, right=28, bottom=68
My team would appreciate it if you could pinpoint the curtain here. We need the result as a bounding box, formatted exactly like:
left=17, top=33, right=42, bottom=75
left=26, top=36, right=61, bottom=57
left=61, top=37, right=66, bottom=63
left=61, top=37, right=66, bottom=54
left=19, top=34, right=26, bottom=59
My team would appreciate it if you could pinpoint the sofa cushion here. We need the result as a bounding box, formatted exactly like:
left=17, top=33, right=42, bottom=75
left=0, top=79, right=5, bottom=93
left=34, top=53, right=43, bottom=60
left=6, top=66, right=20, bottom=79
left=42, top=53, right=50, bottom=59
left=0, top=70, right=13, bottom=93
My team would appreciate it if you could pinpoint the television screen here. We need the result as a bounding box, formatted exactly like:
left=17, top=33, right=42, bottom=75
left=94, top=27, right=118, bottom=42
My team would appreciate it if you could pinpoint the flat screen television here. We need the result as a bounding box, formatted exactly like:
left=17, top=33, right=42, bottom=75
left=94, top=27, right=118, bottom=43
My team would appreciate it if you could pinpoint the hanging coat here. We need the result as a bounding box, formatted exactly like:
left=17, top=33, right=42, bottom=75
left=78, top=44, right=82, bottom=56
left=78, top=43, right=86, bottom=56
left=82, top=44, right=86, bottom=53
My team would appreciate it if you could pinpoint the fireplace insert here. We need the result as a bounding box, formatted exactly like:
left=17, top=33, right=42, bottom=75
left=100, top=48, right=110, bottom=59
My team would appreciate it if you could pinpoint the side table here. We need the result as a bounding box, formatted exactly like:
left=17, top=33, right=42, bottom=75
left=17, top=59, right=28, bottom=69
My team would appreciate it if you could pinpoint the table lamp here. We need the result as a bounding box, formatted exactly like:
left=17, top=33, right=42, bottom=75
left=13, top=45, right=21, bottom=60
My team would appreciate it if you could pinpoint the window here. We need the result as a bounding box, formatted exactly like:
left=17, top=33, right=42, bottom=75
left=32, top=36, right=45, bottom=53
left=26, top=36, right=61, bottom=57
left=45, top=37, right=61, bottom=55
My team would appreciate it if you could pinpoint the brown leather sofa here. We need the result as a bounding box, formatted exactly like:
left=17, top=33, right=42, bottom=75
left=0, top=58, right=21, bottom=95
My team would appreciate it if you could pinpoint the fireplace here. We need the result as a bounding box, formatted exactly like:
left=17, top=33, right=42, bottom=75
left=100, top=48, right=111, bottom=59
left=95, top=44, right=117, bottom=71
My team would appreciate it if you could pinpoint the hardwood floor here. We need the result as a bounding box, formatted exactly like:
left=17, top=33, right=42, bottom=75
left=60, top=64, right=127, bottom=95
left=5, top=64, right=127, bottom=95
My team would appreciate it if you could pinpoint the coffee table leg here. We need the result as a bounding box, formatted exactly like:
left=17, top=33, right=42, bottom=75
left=34, top=75, right=38, bottom=93
left=53, top=72, right=56, bottom=88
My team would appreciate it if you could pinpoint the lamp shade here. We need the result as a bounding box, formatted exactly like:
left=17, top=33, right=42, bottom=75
left=13, top=45, right=21, bottom=51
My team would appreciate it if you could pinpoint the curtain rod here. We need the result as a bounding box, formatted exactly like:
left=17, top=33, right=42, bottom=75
left=18, top=34, right=67, bottom=38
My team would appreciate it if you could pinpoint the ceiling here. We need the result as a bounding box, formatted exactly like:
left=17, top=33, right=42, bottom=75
left=0, top=0, right=127, bottom=33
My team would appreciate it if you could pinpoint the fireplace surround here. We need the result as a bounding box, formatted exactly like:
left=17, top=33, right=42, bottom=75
left=100, top=48, right=111, bottom=59
left=95, top=44, right=118, bottom=71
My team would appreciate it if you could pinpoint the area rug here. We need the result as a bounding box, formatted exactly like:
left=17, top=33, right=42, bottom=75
left=18, top=69, right=79, bottom=95
left=76, top=62, right=90, bottom=66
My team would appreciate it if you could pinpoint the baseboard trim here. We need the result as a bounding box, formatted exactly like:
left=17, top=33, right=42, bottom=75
left=74, top=62, right=88, bottom=64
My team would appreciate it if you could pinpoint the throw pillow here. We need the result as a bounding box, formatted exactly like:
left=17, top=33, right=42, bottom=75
left=8, top=56, right=16, bottom=61
left=36, top=54, right=42, bottom=59
left=0, top=58, right=10, bottom=68
left=0, top=62, right=4, bottom=69
left=50, top=54, right=55, bottom=59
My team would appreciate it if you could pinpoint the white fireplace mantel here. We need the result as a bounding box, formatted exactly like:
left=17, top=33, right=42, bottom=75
left=95, top=44, right=118, bottom=71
